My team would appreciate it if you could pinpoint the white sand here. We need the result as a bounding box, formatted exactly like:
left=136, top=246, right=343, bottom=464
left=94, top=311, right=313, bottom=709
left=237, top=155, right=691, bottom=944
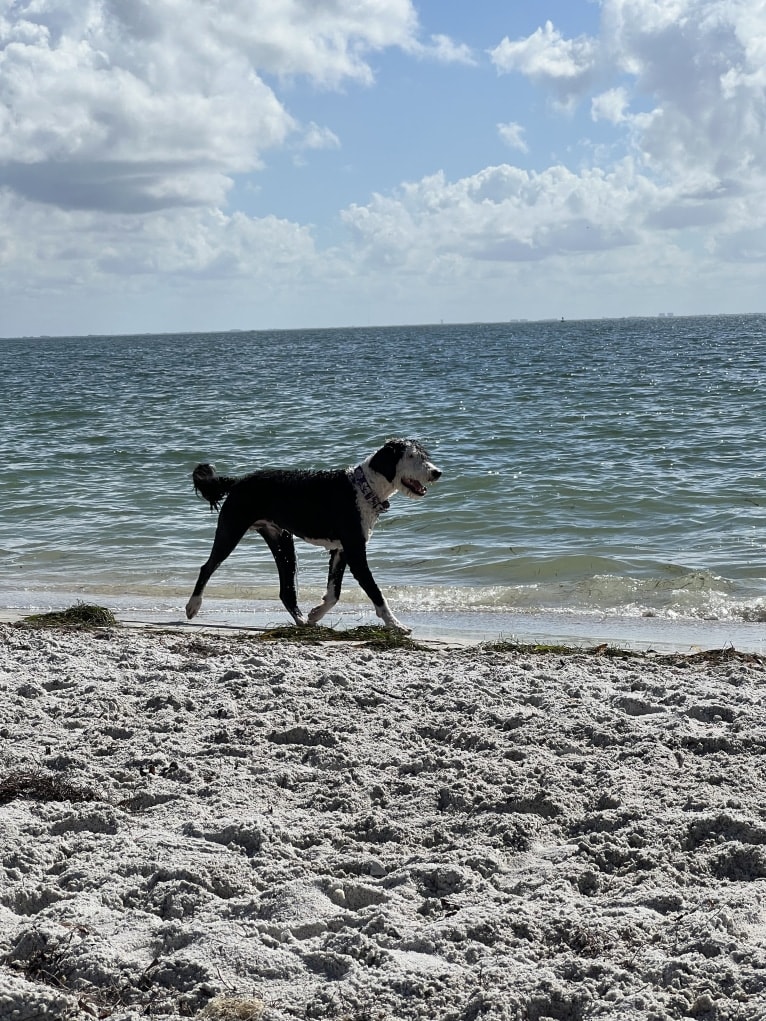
left=2, top=622, right=766, bottom=1020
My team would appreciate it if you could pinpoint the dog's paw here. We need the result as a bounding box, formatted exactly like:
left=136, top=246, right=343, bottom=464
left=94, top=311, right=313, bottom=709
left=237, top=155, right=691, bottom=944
left=307, top=604, right=327, bottom=625
left=185, top=596, right=202, bottom=620
left=376, top=602, right=410, bottom=633
left=385, top=616, right=411, bottom=634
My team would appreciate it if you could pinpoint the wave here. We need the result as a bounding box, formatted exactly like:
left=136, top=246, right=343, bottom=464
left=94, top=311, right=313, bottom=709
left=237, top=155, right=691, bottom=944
left=385, top=573, right=766, bottom=623
left=2, top=567, right=764, bottom=625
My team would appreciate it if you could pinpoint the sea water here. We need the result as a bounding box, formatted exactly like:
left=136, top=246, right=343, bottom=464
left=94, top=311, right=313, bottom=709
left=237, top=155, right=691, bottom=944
left=2, top=316, right=765, bottom=650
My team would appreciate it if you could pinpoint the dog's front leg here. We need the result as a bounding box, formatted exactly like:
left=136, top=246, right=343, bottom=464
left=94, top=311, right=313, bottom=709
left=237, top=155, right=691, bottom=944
left=344, top=543, right=410, bottom=633
left=308, top=549, right=346, bottom=625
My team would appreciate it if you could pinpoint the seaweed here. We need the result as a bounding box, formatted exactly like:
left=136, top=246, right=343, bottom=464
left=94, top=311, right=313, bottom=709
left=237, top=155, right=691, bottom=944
left=19, top=602, right=117, bottom=630
left=480, top=638, right=763, bottom=665
left=480, top=639, right=630, bottom=657
left=259, top=623, right=426, bottom=650
left=0, top=768, right=96, bottom=805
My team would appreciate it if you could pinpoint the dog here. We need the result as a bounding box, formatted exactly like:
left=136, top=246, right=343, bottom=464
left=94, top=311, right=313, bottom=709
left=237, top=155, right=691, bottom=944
left=186, top=438, right=441, bottom=632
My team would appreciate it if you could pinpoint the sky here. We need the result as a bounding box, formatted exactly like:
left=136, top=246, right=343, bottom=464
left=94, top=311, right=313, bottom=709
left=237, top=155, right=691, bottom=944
left=2, top=0, right=766, bottom=336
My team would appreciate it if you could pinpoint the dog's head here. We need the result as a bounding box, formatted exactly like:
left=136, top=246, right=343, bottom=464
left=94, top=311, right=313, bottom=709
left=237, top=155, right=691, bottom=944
left=369, top=438, right=442, bottom=498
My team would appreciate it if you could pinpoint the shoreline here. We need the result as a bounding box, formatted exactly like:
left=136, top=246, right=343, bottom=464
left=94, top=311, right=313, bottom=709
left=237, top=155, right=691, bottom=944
left=2, top=600, right=765, bottom=655
left=2, top=622, right=766, bottom=1018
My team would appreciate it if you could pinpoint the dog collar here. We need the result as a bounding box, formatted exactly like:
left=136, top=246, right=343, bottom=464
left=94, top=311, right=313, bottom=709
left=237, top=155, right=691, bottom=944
left=350, top=465, right=389, bottom=514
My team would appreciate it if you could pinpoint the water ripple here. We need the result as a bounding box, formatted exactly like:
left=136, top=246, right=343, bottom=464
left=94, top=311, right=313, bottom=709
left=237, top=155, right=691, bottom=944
left=2, top=315, right=765, bottom=619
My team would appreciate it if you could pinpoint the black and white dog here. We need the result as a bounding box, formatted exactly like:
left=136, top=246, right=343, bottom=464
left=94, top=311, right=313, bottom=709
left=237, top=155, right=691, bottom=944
left=186, top=438, right=441, bottom=631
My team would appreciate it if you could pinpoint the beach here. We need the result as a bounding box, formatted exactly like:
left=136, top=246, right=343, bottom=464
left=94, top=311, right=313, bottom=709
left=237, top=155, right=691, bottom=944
left=2, top=622, right=766, bottom=1020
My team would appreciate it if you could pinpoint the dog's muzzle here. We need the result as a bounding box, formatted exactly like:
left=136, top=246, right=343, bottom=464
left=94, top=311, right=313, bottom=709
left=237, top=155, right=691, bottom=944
left=402, top=466, right=442, bottom=496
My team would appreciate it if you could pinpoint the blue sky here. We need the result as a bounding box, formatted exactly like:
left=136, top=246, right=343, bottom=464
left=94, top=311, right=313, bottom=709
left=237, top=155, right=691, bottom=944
left=1, top=0, right=765, bottom=335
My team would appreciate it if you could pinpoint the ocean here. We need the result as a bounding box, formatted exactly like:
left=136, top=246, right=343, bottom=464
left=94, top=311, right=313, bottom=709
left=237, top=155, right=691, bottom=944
left=3, top=316, right=765, bottom=651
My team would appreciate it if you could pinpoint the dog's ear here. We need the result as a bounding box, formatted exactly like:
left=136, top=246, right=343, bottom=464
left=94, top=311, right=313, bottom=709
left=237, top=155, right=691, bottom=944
left=369, top=438, right=408, bottom=481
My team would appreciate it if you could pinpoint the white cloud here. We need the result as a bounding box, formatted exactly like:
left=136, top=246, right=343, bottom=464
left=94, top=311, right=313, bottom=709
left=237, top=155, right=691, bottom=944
left=607, top=1, right=766, bottom=177
left=341, top=162, right=656, bottom=270
left=211, top=0, right=418, bottom=86
left=0, top=0, right=420, bottom=213
left=4, top=0, right=766, bottom=333
left=497, top=122, right=528, bottom=153
left=591, top=86, right=629, bottom=124
left=490, top=19, right=600, bottom=104
left=485, top=1, right=766, bottom=257
left=409, top=33, right=475, bottom=65
left=0, top=193, right=318, bottom=279
left=300, top=123, right=342, bottom=151
left=491, top=2, right=766, bottom=186
left=331, top=0, right=766, bottom=303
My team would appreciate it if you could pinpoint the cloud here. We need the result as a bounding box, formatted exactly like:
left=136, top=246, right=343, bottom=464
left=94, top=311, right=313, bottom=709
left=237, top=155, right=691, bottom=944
left=300, top=123, right=342, bottom=152
left=495, top=1, right=766, bottom=192
left=497, top=122, right=529, bottom=153
left=0, top=191, right=324, bottom=288
left=489, top=19, right=600, bottom=104
left=4, top=0, right=766, bottom=333
left=0, top=160, right=233, bottom=213
left=712, top=227, right=766, bottom=263
left=341, top=162, right=652, bottom=271
left=337, top=0, right=766, bottom=285
left=591, top=87, right=629, bottom=124
left=210, top=0, right=418, bottom=86
left=607, top=0, right=766, bottom=182
left=408, top=33, right=476, bottom=65
left=483, top=0, right=766, bottom=262
left=0, top=0, right=420, bottom=213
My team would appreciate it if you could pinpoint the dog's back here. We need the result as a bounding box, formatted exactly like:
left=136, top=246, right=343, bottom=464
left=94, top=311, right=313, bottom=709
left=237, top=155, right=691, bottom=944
left=236, top=468, right=359, bottom=541
left=192, top=463, right=360, bottom=540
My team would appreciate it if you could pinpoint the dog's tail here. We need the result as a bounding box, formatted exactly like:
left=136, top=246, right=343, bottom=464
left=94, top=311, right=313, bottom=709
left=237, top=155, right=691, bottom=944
left=192, top=463, right=239, bottom=511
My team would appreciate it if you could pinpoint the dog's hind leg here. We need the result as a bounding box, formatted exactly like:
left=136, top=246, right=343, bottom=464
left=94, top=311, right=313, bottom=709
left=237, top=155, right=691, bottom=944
left=186, top=518, right=250, bottom=619
left=258, top=526, right=306, bottom=625
left=308, top=549, right=347, bottom=625
left=344, top=543, right=410, bottom=633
